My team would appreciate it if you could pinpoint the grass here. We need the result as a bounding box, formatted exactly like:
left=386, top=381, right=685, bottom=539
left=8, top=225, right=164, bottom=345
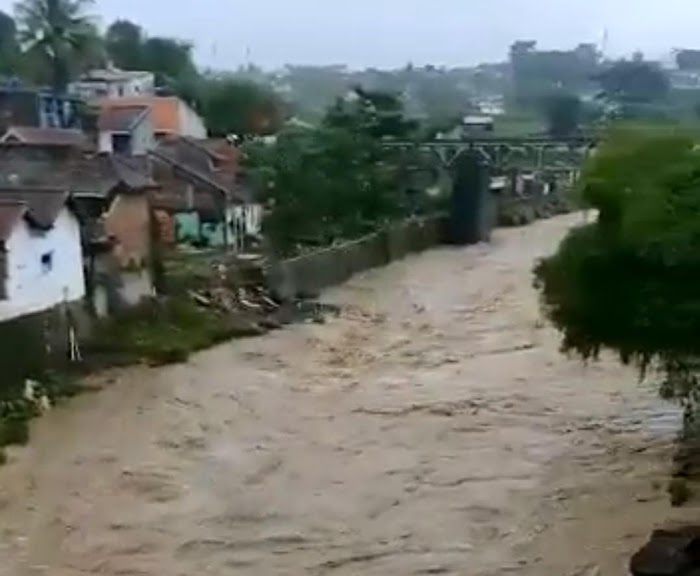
left=86, top=297, right=264, bottom=367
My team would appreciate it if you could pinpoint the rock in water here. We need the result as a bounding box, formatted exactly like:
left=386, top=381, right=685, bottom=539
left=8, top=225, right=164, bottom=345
left=630, top=527, right=700, bottom=575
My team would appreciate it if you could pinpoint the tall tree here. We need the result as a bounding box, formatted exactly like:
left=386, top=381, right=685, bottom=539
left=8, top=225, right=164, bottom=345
left=0, top=10, right=20, bottom=75
left=534, top=128, right=700, bottom=419
left=200, top=78, right=283, bottom=136
left=595, top=60, right=670, bottom=105
left=141, top=36, right=196, bottom=86
left=249, top=88, right=414, bottom=254
left=14, top=0, right=98, bottom=90
left=105, top=19, right=144, bottom=70
left=542, top=92, right=582, bottom=138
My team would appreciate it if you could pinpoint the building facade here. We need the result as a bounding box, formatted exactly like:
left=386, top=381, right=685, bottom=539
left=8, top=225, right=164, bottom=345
left=0, top=193, right=85, bottom=321
left=0, top=85, right=81, bottom=132
left=97, top=105, right=155, bottom=155
left=96, top=96, right=207, bottom=140
left=69, top=68, right=156, bottom=101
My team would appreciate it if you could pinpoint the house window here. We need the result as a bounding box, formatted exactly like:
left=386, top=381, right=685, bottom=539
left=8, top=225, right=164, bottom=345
left=41, top=252, right=53, bottom=274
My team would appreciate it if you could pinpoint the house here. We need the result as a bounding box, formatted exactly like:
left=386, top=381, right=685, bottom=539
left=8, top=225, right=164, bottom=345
left=97, top=104, right=154, bottom=155
left=148, top=136, right=261, bottom=250
left=461, top=115, right=495, bottom=136
left=0, top=151, right=159, bottom=314
left=69, top=67, right=156, bottom=100
left=0, top=83, right=81, bottom=132
left=0, top=190, right=85, bottom=321
left=95, top=96, right=207, bottom=140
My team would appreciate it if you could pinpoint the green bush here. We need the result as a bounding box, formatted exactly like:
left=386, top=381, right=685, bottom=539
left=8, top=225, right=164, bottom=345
left=0, top=416, right=30, bottom=447
left=86, top=297, right=259, bottom=367
left=534, top=126, right=700, bottom=415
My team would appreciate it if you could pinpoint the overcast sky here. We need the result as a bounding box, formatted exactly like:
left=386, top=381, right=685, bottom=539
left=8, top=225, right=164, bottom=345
left=1, top=0, right=699, bottom=69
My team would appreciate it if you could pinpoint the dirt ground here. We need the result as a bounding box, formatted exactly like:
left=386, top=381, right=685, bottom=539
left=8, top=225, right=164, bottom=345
left=0, top=213, right=696, bottom=576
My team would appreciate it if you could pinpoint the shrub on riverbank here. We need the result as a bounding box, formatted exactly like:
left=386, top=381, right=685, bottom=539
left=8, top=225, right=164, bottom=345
left=86, top=297, right=263, bottom=367
left=535, top=127, right=700, bottom=416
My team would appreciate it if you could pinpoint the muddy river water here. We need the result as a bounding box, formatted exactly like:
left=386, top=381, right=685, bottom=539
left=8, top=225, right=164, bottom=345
left=0, top=213, right=696, bottom=575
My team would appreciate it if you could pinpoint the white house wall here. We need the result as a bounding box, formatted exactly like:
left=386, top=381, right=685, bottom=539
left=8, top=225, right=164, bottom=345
left=132, top=113, right=156, bottom=154
left=98, top=131, right=113, bottom=154
left=0, top=209, right=85, bottom=321
left=178, top=101, right=208, bottom=139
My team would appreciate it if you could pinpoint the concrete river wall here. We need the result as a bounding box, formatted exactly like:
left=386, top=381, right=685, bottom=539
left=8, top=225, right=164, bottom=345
left=266, top=215, right=448, bottom=300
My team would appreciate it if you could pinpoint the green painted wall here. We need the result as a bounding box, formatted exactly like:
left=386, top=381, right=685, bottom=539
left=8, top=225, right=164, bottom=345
left=174, top=212, right=227, bottom=247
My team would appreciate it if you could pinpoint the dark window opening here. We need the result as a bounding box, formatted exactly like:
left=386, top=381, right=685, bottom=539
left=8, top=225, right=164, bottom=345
left=41, top=252, right=53, bottom=274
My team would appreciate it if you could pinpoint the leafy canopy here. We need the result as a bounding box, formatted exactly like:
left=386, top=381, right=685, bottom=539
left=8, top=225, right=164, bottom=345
left=14, top=0, right=100, bottom=89
left=534, top=126, right=700, bottom=410
left=246, top=89, right=419, bottom=255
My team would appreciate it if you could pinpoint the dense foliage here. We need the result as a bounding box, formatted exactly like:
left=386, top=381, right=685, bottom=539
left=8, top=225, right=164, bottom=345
left=245, top=89, right=428, bottom=255
left=542, top=92, right=583, bottom=137
left=596, top=61, right=670, bottom=109
left=510, top=41, right=600, bottom=106
left=534, top=127, right=700, bottom=414
left=14, top=0, right=102, bottom=90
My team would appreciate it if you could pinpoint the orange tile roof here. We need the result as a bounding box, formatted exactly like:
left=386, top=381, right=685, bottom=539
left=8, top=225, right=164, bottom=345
left=96, top=96, right=181, bottom=135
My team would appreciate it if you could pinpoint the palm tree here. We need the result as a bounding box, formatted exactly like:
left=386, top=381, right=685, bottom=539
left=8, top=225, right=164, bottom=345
left=14, top=0, right=99, bottom=91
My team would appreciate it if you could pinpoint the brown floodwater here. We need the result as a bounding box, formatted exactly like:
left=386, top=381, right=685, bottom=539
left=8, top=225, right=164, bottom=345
left=0, top=213, right=695, bottom=576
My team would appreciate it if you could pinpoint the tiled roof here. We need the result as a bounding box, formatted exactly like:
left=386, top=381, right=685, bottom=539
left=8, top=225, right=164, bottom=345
left=97, top=105, right=149, bottom=132
left=0, top=152, right=156, bottom=196
left=109, top=155, right=157, bottom=191
left=0, top=126, right=87, bottom=148
left=0, top=189, right=71, bottom=240
left=150, top=137, right=248, bottom=203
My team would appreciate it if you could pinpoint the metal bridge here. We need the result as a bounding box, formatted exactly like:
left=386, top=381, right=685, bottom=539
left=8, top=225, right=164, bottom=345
left=385, top=135, right=596, bottom=171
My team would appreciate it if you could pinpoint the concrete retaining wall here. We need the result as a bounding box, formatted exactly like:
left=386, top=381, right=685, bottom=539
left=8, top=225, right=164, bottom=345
left=267, top=215, right=447, bottom=300
left=0, top=302, right=90, bottom=396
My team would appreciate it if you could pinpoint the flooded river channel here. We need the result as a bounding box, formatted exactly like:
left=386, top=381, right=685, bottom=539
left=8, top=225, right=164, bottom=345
left=0, top=213, right=695, bottom=575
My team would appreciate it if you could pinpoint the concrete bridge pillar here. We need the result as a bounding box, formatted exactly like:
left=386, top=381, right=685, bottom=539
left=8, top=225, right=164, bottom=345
left=447, top=152, right=494, bottom=245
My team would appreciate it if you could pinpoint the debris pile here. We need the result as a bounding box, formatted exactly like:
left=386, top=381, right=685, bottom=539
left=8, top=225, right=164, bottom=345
left=182, top=253, right=339, bottom=332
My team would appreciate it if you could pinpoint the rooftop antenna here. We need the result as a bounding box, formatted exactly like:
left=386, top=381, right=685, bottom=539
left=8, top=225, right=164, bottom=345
left=601, top=28, right=609, bottom=57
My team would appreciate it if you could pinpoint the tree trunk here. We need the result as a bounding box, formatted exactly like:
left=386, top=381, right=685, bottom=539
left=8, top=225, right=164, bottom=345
left=46, top=0, right=67, bottom=92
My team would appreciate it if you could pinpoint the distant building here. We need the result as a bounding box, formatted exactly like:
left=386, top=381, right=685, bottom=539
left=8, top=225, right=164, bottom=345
left=69, top=68, right=155, bottom=100
left=149, top=136, right=261, bottom=250
left=0, top=84, right=81, bottom=132
left=675, top=49, right=700, bottom=71
left=669, top=70, right=700, bottom=91
left=97, top=104, right=154, bottom=155
left=0, top=190, right=85, bottom=321
left=461, top=115, right=494, bottom=136
left=476, top=97, right=505, bottom=116
left=0, top=149, right=159, bottom=315
left=95, top=96, right=207, bottom=140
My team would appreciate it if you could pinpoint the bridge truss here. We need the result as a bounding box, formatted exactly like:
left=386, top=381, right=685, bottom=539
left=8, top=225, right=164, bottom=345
left=385, top=135, right=595, bottom=172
